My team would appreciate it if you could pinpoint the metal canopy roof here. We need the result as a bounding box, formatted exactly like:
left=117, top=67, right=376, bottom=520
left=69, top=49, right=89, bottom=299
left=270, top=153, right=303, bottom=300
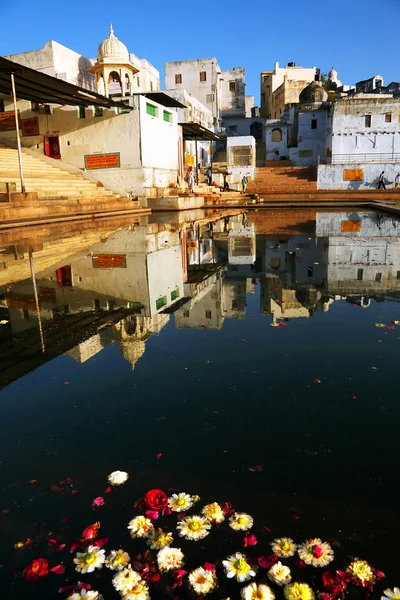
left=0, top=56, right=126, bottom=109
left=179, top=122, right=225, bottom=141
left=138, top=91, right=186, bottom=108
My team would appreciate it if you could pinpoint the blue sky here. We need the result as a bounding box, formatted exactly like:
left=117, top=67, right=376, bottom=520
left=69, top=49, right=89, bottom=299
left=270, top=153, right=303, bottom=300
left=2, top=0, right=399, bottom=103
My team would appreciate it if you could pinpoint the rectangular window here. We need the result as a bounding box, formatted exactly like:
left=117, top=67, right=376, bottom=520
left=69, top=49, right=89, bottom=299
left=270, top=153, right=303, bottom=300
left=205, top=309, right=212, bottom=319
left=156, top=296, right=167, bottom=310
left=307, top=266, right=314, bottom=277
left=311, top=119, right=317, bottom=129
left=200, top=71, right=207, bottom=82
left=163, top=110, right=172, bottom=123
left=79, top=105, right=86, bottom=119
left=171, top=288, right=179, bottom=301
left=30, top=101, right=40, bottom=111
left=146, top=103, right=157, bottom=117
left=397, top=270, right=400, bottom=279
left=183, top=310, right=189, bottom=317
left=175, top=73, right=182, bottom=84
left=365, top=114, right=371, bottom=127
left=206, top=93, right=214, bottom=103
left=137, top=76, right=140, bottom=87
left=94, top=106, right=103, bottom=117
left=150, top=81, right=153, bottom=91
left=385, top=113, right=392, bottom=123
left=229, top=81, right=236, bottom=92
left=357, top=268, right=364, bottom=281
left=93, top=299, right=101, bottom=311
left=375, top=273, right=382, bottom=282
left=228, top=125, right=237, bottom=133
left=107, top=300, right=116, bottom=310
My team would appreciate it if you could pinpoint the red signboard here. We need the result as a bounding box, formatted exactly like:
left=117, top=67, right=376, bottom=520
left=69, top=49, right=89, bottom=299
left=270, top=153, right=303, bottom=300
left=92, top=254, right=127, bottom=268
left=84, top=153, right=120, bottom=170
left=22, top=116, right=40, bottom=136
left=0, top=111, right=19, bottom=132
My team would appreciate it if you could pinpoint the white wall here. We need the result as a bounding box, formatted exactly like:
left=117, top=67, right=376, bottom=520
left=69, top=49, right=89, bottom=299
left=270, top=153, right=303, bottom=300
left=265, top=122, right=289, bottom=160
left=316, top=211, right=400, bottom=237
left=296, top=107, right=331, bottom=166
left=139, top=95, right=178, bottom=170
left=220, top=68, right=245, bottom=117
left=318, top=162, right=400, bottom=189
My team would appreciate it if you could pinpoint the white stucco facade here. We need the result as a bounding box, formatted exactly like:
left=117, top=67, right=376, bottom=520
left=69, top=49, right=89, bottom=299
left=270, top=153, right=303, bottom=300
left=260, top=62, right=317, bottom=118
left=227, top=136, right=256, bottom=182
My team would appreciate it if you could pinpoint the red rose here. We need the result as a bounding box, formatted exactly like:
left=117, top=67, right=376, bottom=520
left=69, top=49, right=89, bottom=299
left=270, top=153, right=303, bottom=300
left=143, top=489, right=168, bottom=511
left=23, top=558, right=49, bottom=581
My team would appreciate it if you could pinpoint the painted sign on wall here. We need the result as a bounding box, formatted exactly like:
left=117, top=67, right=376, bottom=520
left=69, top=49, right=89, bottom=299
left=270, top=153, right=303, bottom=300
left=0, top=111, right=18, bottom=132
left=343, top=169, right=364, bottom=181
left=341, top=220, right=361, bottom=232
left=84, top=153, right=120, bottom=170
left=21, top=117, right=40, bottom=136
left=92, top=254, right=127, bottom=268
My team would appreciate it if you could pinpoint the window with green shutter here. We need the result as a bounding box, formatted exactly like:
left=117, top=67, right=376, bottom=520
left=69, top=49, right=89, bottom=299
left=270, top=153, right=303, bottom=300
left=156, top=296, right=167, bottom=310
left=146, top=103, right=157, bottom=117
left=163, top=110, right=172, bottom=123
left=171, top=288, right=179, bottom=301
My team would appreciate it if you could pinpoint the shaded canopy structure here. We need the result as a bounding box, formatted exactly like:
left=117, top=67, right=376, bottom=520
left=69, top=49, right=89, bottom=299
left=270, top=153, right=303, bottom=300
left=0, top=56, right=126, bottom=109
left=179, top=122, right=225, bottom=142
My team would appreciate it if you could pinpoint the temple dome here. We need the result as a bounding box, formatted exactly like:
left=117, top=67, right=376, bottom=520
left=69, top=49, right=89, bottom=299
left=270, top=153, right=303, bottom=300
left=97, top=25, right=129, bottom=62
left=299, top=81, right=329, bottom=104
left=328, top=66, right=338, bottom=82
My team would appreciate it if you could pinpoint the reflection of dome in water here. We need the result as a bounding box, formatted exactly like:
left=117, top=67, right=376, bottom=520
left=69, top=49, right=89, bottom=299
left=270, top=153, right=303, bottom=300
left=97, top=25, right=129, bottom=62
left=299, top=81, right=328, bottom=104
left=114, top=317, right=149, bottom=370
left=119, top=339, right=146, bottom=370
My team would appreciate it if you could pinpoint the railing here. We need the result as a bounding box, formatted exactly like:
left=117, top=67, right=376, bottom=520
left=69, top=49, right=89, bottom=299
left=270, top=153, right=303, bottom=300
left=327, top=153, right=400, bottom=164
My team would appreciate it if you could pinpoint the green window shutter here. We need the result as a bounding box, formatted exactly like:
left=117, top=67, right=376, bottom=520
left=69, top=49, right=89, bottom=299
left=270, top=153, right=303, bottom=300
left=163, top=110, right=171, bottom=123
left=79, top=105, right=86, bottom=119
left=156, top=296, right=167, bottom=310
left=171, top=289, right=178, bottom=301
left=146, top=103, right=157, bottom=116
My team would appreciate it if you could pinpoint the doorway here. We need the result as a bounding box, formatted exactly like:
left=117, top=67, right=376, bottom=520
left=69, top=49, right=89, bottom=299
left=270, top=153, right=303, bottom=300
left=44, top=135, right=61, bottom=159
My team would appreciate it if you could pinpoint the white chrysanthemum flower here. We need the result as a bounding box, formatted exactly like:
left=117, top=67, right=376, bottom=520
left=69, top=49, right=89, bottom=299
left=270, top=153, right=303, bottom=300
left=107, top=470, right=128, bottom=485
left=157, top=547, right=185, bottom=572
left=271, top=537, right=297, bottom=558
left=298, top=538, right=334, bottom=567
left=346, top=559, right=375, bottom=583
left=229, top=512, right=254, bottom=531
left=284, top=582, right=315, bottom=600
left=201, top=502, right=225, bottom=523
left=168, top=492, right=193, bottom=512
left=382, top=589, right=400, bottom=600
left=241, top=582, right=275, bottom=600
left=105, top=549, right=130, bottom=571
left=73, top=545, right=105, bottom=573
left=112, top=568, right=142, bottom=594
left=146, top=528, right=173, bottom=550
left=128, top=516, right=154, bottom=538
left=177, top=515, right=211, bottom=540
left=222, top=552, right=256, bottom=582
left=268, top=562, right=291, bottom=586
left=67, top=591, right=104, bottom=600
left=123, top=580, right=150, bottom=600
left=189, top=567, right=218, bottom=595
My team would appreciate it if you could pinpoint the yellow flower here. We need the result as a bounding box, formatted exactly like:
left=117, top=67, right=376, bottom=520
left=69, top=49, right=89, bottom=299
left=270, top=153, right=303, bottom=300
left=346, top=559, right=375, bottom=583
left=177, top=515, right=211, bottom=540
left=284, top=582, right=315, bottom=600
left=105, top=549, right=130, bottom=571
left=229, top=512, right=254, bottom=531
left=168, top=492, right=193, bottom=512
left=271, top=538, right=296, bottom=558
left=241, top=582, right=275, bottom=600
left=297, top=538, right=334, bottom=567
left=146, top=528, right=173, bottom=550
left=202, top=502, right=225, bottom=523
left=188, top=567, right=218, bottom=595
left=222, top=552, right=256, bottom=583
left=127, top=516, right=154, bottom=538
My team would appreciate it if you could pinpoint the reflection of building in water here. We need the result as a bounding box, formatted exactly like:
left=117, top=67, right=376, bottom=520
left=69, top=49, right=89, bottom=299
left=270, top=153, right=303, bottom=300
left=228, top=225, right=256, bottom=265
left=175, top=269, right=225, bottom=329
left=261, top=278, right=313, bottom=320
left=65, top=327, right=115, bottom=363
left=223, top=279, right=248, bottom=320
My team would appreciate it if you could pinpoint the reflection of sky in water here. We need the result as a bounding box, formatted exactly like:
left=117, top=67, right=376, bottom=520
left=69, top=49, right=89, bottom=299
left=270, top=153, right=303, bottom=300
left=0, top=209, right=400, bottom=591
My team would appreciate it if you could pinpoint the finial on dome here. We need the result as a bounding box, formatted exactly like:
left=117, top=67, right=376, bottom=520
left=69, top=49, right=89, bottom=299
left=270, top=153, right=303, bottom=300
left=110, top=23, right=114, bottom=35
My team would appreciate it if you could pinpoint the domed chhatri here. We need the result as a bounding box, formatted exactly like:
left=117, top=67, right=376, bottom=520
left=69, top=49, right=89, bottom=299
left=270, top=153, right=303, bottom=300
left=328, top=66, right=338, bottom=82
left=299, top=80, right=329, bottom=105
left=97, top=24, right=129, bottom=63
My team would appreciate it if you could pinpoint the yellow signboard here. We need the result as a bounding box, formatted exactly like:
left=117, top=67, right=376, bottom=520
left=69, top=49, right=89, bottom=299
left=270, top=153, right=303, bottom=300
left=185, top=153, right=195, bottom=166
left=22, top=117, right=40, bottom=136
left=341, top=220, right=361, bottom=232
left=84, top=153, right=120, bottom=170
left=343, top=169, right=364, bottom=181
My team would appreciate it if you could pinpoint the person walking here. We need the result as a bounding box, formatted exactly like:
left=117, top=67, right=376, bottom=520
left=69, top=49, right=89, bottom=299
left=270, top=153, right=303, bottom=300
left=223, top=172, right=229, bottom=192
left=207, top=165, right=212, bottom=186
left=241, top=174, right=249, bottom=193
left=395, top=172, right=400, bottom=189
left=378, top=171, right=386, bottom=190
left=187, top=166, right=195, bottom=194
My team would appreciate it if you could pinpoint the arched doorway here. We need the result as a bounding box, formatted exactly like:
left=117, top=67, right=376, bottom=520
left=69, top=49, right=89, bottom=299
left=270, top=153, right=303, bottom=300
left=271, top=128, right=282, bottom=142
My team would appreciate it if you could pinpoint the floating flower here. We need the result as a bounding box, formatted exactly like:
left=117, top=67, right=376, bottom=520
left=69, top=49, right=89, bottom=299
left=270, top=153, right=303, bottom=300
left=82, top=522, right=100, bottom=540
left=241, top=582, right=275, bottom=600
left=67, top=591, right=104, bottom=600
left=222, top=552, right=256, bottom=582
left=73, top=546, right=105, bottom=573
left=157, top=547, right=185, bottom=572
left=112, top=567, right=142, bottom=594
left=271, top=538, right=297, bottom=558
left=298, top=538, right=334, bottom=567
left=346, top=559, right=375, bottom=584
left=23, top=558, right=49, bottom=581
left=268, top=562, right=291, bottom=586
left=146, top=528, right=173, bottom=550
left=177, top=515, right=211, bottom=540
left=229, top=512, right=254, bottom=531
left=107, top=470, right=128, bottom=486
left=128, top=516, right=154, bottom=538
left=92, top=497, right=105, bottom=508
left=105, top=549, right=130, bottom=571
left=143, top=489, right=168, bottom=511
left=188, top=566, right=218, bottom=595
left=202, top=502, right=225, bottom=523
left=168, top=492, right=193, bottom=512
left=382, top=589, right=400, bottom=600
left=284, top=582, right=315, bottom=600
left=124, top=579, right=150, bottom=600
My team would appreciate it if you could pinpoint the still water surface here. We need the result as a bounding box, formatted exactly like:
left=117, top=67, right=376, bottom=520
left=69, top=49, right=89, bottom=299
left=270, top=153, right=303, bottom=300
left=0, top=208, right=399, bottom=596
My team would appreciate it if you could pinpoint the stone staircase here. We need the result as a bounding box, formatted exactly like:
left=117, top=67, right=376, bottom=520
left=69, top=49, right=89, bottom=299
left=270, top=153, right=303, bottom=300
left=247, top=164, right=317, bottom=196
left=0, top=145, right=123, bottom=202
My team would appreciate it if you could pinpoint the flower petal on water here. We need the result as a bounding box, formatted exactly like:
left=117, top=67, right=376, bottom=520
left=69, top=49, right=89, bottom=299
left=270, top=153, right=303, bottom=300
left=50, top=564, right=65, bottom=575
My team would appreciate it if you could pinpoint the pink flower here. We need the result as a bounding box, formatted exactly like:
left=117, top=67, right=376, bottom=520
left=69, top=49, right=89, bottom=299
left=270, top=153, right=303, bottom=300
left=92, top=497, right=105, bottom=508
left=145, top=510, right=159, bottom=521
left=243, top=532, right=258, bottom=547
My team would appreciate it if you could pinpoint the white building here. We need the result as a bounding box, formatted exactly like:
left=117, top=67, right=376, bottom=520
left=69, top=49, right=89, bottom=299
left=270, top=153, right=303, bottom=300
left=260, top=62, right=317, bottom=118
